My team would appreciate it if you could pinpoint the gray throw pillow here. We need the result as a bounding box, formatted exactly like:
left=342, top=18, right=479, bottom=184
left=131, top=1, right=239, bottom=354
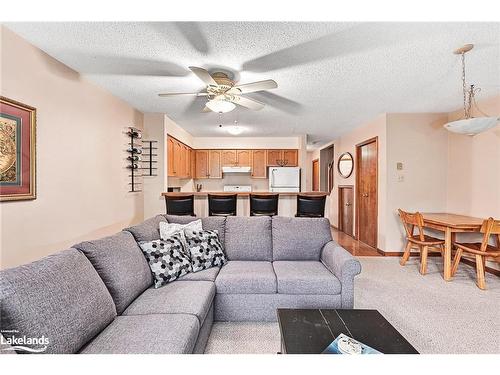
left=184, top=229, right=227, bottom=272
left=139, top=233, right=192, bottom=288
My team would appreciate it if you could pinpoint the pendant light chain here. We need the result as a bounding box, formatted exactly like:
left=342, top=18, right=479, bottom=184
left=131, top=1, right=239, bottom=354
left=461, top=52, right=469, bottom=119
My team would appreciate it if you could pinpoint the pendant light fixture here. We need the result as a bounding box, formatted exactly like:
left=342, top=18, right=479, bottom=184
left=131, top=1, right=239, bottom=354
left=443, top=44, right=499, bottom=136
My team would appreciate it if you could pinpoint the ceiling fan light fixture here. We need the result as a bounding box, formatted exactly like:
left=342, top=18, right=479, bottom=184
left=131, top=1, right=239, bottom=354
left=205, top=99, right=236, bottom=113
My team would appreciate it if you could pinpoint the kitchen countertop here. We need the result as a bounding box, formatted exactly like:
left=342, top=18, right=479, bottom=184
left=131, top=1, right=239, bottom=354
left=162, top=191, right=329, bottom=197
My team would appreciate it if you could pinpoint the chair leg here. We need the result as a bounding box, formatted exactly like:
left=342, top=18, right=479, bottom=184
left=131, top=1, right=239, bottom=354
left=475, top=255, right=486, bottom=290
left=420, top=246, right=429, bottom=275
left=451, top=248, right=462, bottom=277
left=400, top=241, right=412, bottom=266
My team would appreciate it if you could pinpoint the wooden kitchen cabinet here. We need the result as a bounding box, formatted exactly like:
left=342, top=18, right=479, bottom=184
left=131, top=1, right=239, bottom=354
left=236, top=150, right=251, bottom=167
left=283, top=149, right=298, bottom=166
left=266, top=150, right=282, bottom=166
left=195, top=150, right=209, bottom=178
left=167, top=137, right=176, bottom=177
left=190, top=149, right=196, bottom=178
left=221, top=150, right=237, bottom=166
left=251, top=150, right=267, bottom=178
left=266, top=149, right=298, bottom=167
left=208, top=150, right=222, bottom=178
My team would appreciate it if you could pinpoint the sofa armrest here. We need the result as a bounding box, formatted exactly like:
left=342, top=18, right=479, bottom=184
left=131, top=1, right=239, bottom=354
left=321, top=241, right=361, bottom=308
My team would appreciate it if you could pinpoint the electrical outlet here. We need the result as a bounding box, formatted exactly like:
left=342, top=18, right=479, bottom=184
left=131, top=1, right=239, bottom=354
left=397, top=162, right=403, bottom=170
left=398, top=175, right=404, bottom=182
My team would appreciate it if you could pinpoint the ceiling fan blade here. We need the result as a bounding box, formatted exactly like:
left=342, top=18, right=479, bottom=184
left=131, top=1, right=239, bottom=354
left=158, top=92, right=208, bottom=97
left=227, top=79, right=278, bottom=94
left=247, top=91, right=303, bottom=114
left=229, top=95, right=265, bottom=110
left=189, top=66, right=218, bottom=86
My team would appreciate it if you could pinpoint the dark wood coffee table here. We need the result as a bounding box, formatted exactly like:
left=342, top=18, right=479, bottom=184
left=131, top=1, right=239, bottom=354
left=277, top=309, right=418, bottom=354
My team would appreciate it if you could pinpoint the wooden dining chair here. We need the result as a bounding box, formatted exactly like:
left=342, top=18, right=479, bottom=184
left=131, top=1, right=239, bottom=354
left=398, top=209, right=445, bottom=275
left=451, top=217, right=500, bottom=290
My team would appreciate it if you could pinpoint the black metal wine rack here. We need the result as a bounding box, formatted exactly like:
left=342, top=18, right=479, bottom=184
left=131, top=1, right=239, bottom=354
left=126, top=126, right=142, bottom=192
left=141, top=140, right=158, bottom=177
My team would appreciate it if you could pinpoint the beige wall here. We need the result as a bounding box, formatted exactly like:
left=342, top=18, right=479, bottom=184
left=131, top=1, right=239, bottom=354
left=192, top=136, right=300, bottom=149
left=446, top=95, right=500, bottom=218
left=324, top=114, right=387, bottom=249
left=385, top=113, right=449, bottom=252
left=0, top=27, right=144, bottom=269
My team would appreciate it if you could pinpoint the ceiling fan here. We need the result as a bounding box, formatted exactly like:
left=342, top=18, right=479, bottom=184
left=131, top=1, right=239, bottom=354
left=158, top=66, right=278, bottom=113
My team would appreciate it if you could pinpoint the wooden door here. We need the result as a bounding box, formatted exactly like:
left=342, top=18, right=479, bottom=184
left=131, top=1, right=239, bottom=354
left=221, top=150, right=237, bottom=166
left=283, top=149, right=298, bottom=166
left=236, top=150, right=251, bottom=167
left=251, top=150, right=267, bottom=178
left=267, top=150, right=282, bottom=166
left=195, top=150, right=209, bottom=178
left=209, top=150, right=222, bottom=178
left=356, top=137, right=378, bottom=248
left=312, top=159, right=319, bottom=191
left=339, top=186, right=354, bottom=236
left=167, top=136, right=175, bottom=177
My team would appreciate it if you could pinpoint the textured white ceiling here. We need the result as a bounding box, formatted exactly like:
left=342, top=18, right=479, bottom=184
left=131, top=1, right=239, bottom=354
left=5, top=22, right=500, bottom=145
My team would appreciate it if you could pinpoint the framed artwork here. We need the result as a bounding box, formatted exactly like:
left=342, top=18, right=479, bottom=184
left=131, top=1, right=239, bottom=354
left=0, top=96, right=36, bottom=201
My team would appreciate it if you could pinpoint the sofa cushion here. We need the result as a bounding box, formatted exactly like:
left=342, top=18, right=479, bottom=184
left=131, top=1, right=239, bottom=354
left=123, top=214, right=167, bottom=242
left=215, top=261, right=277, bottom=294
left=80, top=314, right=199, bottom=354
left=224, top=216, right=272, bottom=261
left=139, top=234, right=192, bottom=288
left=0, top=249, right=116, bottom=354
left=272, top=217, right=332, bottom=260
left=123, top=280, right=215, bottom=325
left=273, top=261, right=342, bottom=295
left=74, top=231, right=152, bottom=314
left=185, top=229, right=227, bottom=272
left=177, top=266, right=220, bottom=282
left=165, top=215, right=226, bottom=247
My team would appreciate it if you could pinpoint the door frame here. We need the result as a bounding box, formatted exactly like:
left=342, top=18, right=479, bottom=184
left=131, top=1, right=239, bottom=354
left=338, top=185, right=354, bottom=237
left=312, top=158, right=319, bottom=191
left=355, top=136, right=378, bottom=247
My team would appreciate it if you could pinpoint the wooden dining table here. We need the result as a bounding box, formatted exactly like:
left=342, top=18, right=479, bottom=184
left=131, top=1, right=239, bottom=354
left=422, top=213, right=484, bottom=281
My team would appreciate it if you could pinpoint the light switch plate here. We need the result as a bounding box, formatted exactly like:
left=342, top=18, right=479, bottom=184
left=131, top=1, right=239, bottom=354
left=397, top=162, right=403, bottom=170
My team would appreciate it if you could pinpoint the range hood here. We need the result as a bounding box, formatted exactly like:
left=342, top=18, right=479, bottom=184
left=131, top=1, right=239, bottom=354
left=222, top=166, right=251, bottom=174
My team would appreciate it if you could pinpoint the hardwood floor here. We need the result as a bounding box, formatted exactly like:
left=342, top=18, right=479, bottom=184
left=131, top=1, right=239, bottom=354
left=331, top=227, right=381, bottom=256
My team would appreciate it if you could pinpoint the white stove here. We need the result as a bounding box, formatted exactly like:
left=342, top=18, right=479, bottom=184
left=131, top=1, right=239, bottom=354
left=223, top=185, right=252, bottom=192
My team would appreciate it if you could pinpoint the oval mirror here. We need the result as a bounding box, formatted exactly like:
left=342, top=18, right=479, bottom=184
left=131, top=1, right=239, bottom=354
left=337, top=152, right=354, bottom=178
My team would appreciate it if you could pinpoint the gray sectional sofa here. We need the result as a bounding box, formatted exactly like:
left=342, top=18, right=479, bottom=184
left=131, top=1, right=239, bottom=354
left=0, top=215, right=361, bottom=354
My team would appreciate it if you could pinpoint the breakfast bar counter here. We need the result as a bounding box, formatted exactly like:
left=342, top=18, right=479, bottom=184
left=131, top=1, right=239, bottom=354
left=162, top=191, right=329, bottom=197
left=162, top=191, right=330, bottom=217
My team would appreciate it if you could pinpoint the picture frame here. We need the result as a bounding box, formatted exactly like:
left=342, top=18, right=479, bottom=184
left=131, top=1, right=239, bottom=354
left=0, top=96, right=37, bottom=201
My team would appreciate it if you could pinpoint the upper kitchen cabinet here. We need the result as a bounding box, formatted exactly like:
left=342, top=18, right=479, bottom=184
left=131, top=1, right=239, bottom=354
left=236, top=150, right=251, bottom=167
left=283, top=149, right=298, bottom=166
left=267, top=150, right=282, bottom=166
left=251, top=150, right=267, bottom=178
left=266, top=149, right=298, bottom=167
left=221, top=150, right=237, bottom=167
left=167, top=135, right=192, bottom=178
left=195, top=150, right=209, bottom=178
left=208, top=150, right=222, bottom=178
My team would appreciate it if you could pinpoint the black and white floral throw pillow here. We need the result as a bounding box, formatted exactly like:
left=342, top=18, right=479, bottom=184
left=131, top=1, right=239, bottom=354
left=140, top=233, right=192, bottom=288
left=184, top=229, right=227, bottom=272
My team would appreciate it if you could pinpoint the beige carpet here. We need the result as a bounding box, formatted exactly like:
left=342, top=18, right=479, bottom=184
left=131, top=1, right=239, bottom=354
left=205, top=257, right=500, bottom=354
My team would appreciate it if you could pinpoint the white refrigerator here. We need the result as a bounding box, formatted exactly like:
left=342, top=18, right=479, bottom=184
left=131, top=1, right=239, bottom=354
left=269, top=167, right=301, bottom=192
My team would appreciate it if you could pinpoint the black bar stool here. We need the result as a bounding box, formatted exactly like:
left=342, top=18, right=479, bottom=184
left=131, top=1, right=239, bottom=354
left=165, top=194, right=195, bottom=216
left=296, top=194, right=326, bottom=217
left=250, top=194, right=279, bottom=216
left=208, top=194, right=237, bottom=216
